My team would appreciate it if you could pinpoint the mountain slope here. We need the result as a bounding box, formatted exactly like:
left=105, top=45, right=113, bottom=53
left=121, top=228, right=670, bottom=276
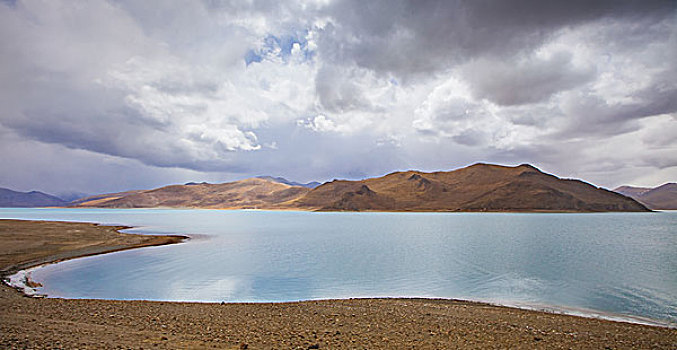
left=0, top=188, right=67, bottom=207
left=71, top=190, right=146, bottom=207
left=78, top=178, right=311, bottom=209
left=292, top=164, right=648, bottom=212
left=614, top=183, right=677, bottom=210
left=72, top=164, right=649, bottom=212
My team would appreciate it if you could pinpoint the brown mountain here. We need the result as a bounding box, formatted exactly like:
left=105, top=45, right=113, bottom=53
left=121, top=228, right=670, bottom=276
left=614, top=183, right=677, bottom=210
left=73, top=164, right=649, bottom=212
left=75, top=178, right=310, bottom=209
left=291, top=163, right=648, bottom=212
left=70, top=190, right=145, bottom=207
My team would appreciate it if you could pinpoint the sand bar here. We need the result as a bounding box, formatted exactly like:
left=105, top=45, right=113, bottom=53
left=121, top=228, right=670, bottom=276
left=0, top=219, right=675, bottom=349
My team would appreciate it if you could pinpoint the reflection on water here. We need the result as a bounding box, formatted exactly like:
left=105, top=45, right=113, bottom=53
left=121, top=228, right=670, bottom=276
left=1, top=208, right=676, bottom=326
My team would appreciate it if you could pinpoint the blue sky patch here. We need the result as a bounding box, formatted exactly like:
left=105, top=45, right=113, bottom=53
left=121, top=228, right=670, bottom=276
left=245, top=31, right=315, bottom=66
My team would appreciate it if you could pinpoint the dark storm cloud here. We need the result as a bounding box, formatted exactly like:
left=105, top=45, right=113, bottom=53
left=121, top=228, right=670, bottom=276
left=460, top=51, right=596, bottom=106
left=319, top=0, right=674, bottom=78
left=557, top=78, right=677, bottom=138
left=0, top=126, right=216, bottom=195
left=0, top=75, right=242, bottom=172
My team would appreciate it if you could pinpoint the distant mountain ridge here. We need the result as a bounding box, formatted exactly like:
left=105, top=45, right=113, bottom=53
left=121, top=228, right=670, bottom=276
left=0, top=187, right=67, bottom=207
left=72, top=164, right=648, bottom=212
left=54, top=191, right=90, bottom=203
left=614, top=183, right=677, bottom=210
left=256, top=176, right=321, bottom=188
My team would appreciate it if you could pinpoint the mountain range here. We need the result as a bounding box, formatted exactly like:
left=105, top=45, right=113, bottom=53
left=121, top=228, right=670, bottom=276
left=0, top=187, right=67, bottom=207
left=71, top=163, right=648, bottom=212
left=614, top=183, right=677, bottom=210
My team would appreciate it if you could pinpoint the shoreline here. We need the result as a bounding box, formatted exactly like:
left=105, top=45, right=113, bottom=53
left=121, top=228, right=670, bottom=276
left=0, top=221, right=187, bottom=277
left=66, top=206, right=655, bottom=213
left=1, top=219, right=675, bottom=348
left=0, top=219, right=187, bottom=298
left=5, top=219, right=673, bottom=329
left=8, top=268, right=677, bottom=330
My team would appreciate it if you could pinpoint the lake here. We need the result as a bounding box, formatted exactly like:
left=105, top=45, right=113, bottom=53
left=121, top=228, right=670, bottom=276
left=1, top=208, right=675, bottom=326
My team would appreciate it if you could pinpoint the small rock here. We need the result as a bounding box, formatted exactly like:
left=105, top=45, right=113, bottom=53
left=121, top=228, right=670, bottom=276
left=239, top=343, right=248, bottom=349
left=308, top=344, right=320, bottom=349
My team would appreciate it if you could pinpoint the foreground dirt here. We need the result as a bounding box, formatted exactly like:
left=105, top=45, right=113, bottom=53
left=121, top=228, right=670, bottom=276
left=1, top=219, right=675, bottom=349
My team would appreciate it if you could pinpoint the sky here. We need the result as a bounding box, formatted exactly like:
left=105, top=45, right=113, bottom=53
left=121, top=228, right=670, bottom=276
left=1, top=0, right=676, bottom=196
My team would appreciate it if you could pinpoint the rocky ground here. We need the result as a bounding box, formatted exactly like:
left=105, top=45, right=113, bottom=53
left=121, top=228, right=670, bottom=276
left=1, top=219, right=675, bottom=349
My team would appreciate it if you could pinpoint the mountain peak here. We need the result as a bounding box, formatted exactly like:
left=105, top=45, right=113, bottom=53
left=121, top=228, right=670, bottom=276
left=466, top=163, right=540, bottom=172
left=0, top=187, right=67, bottom=207
left=654, top=182, right=677, bottom=190
left=613, top=183, right=677, bottom=210
left=517, top=163, right=540, bottom=171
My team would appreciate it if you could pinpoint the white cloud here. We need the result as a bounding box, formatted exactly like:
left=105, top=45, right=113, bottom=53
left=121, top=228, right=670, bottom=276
left=301, top=115, right=337, bottom=132
left=411, top=76, right=541, bottom=150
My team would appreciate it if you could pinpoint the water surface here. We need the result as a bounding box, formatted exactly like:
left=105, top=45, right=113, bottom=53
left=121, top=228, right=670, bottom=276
left=1, top=208, right=675, bottom=326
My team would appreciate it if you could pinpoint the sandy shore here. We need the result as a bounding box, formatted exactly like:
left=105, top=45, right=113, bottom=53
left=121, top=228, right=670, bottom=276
left=1, top=219, right=675, bottom=349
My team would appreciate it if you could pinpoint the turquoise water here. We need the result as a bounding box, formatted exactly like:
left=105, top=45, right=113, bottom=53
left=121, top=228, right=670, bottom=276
left=1, top=208, right=676, bottom=325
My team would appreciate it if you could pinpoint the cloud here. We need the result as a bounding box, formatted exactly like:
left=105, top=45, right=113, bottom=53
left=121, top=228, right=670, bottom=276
left=318, top=0, right=674, bottom=78
left=0, top=125, right=227, bottom=195
left=315, top=64, right=374, bottom=113
left=0, top=0, right=319, bottom=172
left=0, top=0, right=675, bottom=193
left=460, top=51, right=596, bottom=106
left=300, top=115, right=338, bottom=133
